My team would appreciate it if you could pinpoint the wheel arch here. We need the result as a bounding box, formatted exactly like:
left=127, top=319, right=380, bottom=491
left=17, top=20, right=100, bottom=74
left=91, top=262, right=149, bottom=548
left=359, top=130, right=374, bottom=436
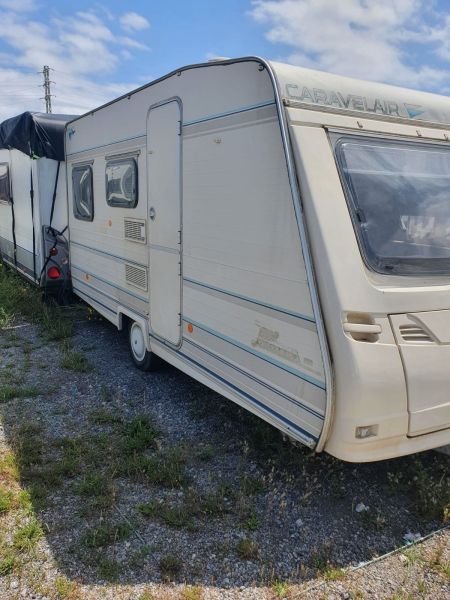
left=117, top=306, right=151, bottom=352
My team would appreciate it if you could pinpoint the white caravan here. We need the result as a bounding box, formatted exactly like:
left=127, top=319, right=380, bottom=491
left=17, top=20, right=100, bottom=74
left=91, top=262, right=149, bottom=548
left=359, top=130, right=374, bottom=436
left=0, top=112, right=74, bottom=292
left=65, top=58, right=450, bottom=462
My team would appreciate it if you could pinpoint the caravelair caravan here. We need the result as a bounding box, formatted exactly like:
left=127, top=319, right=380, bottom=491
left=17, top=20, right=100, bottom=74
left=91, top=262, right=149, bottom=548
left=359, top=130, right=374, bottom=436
left=65, top=58, right=450, bottom=462
left=0, top=112, right=74, bottom=293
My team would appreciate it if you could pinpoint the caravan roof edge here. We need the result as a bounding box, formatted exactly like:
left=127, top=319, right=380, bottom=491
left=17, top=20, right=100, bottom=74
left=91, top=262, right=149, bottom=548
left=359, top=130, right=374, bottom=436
left=65, top=56, right=268, bottom=127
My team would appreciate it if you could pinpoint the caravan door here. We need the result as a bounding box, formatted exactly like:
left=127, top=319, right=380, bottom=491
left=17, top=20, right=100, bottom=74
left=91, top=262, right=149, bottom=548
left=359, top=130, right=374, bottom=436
left=146, top=98, right=182, bottom=346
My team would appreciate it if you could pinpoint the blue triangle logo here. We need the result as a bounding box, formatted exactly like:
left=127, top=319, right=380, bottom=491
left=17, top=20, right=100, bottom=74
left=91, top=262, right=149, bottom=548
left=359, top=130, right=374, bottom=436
left=404, top=103, right=425, bottom=119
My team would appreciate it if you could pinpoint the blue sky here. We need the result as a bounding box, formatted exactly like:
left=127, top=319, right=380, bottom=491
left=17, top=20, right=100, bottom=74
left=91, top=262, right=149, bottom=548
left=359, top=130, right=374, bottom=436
left=1, top=0, right=450, bottom=120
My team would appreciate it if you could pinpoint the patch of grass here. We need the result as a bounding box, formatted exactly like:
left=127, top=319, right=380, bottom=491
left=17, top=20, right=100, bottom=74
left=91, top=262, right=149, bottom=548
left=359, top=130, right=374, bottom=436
left=309, top=543, right=333, bottom=573
left=128, top=545, right=152, bottom=569
left=80, top=522, right=131, bottom=548
left=387, top=456, right=450, bottom=522
left=89, top=408, right=122, bottom=426
left=99, top=384, right=113, bottom=402
left=0, top=450, right=19, bottom=482
left=182, top=586, right=203, bottom=600
left=76, top=472, right=112, bottom=498
left=0, top=485, right=14, bottom=514
left=159, top=554, right=181, bottom=579
left=243, top=511, right=260, bottom=531
left=121, top=415, right=160, bottom=454
left=54, top=575, right=80, bottom=599
left=428, top=541, right=450, bottom=581
left=60, top=350, right=92, bottom=373
left=240, top=475, right=265, bottom=496
left=119, top=448, right=188, bottom=488
left=138, top=590, right=154, bottom=600
left=13, top=423, right=44, bottom=468
left=324, top=567, right=345, bottom=580
left=0, top=550, right=16, bottom=575
left=195, top=444, right=215, bottom=462
left=138, top=500, right=194, bottom=529
left=359, top=509, right=387, bottom=531
left=0, top=370, right=24, bottom=385
left=138, top=484, right=232, bottom=530
left=97, top=557, right=121, bottom=581
left=137, top=501, right=158, bottom=517
left=417, top=580, right=427, bottom=595
left=0, top=263, right=73, bottom=339
left=0, top=384, right=41, bottom=402
left=0, top=305, right=14, bottom=328
left=273, top=581, right=290, bottom=598
left=236, top=538, right=258, bottom=560
left=13, top=517, right=43, bottom=552
left=202, top=489, right=231, bottom=515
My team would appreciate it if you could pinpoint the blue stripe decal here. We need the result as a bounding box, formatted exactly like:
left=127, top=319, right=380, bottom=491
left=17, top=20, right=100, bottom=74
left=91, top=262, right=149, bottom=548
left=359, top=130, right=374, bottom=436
left=71, top=240, right=148, bottom=269
left=71, top=264, right=148, bottom=303
left=183, top=316, right=326, bottom=390
left=66, top=132, right=145, bottom=157
left=184, top=337, right=323, bottom=419
left=183, top=100, right=276, bottom=126
left=73, top=275, right=148, bottom=321
left=66, top=101, right=276, bottom=155
left=184, top=277, right=315, bottom=323
left=174, top=347, right=317, bottom=444
left=75, top=288, right=116, bottom=316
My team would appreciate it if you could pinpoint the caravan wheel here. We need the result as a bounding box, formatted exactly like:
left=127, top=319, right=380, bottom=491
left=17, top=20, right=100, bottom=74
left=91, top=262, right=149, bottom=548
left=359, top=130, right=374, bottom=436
left=128, top=321, right=156, bottom=371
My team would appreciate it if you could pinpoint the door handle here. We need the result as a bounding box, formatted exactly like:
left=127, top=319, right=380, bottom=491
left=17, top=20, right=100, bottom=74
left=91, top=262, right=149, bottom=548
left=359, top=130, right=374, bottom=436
left=149, top=207, right=156, bottom=220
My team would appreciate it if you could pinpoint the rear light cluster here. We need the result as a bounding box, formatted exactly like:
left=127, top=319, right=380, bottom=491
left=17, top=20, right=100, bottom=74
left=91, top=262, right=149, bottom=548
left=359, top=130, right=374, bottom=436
left=47, top=266, right=61, bottom=279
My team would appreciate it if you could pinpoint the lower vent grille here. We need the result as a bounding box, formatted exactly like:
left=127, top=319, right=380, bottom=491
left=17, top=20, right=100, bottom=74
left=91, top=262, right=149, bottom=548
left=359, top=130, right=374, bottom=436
left=399, top=324, right=433, bottom=343
left=125, top=263, right=148, bottom=291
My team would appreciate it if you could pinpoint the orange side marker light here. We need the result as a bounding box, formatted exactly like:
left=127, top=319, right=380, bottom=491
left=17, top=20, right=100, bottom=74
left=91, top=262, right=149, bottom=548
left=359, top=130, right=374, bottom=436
left=187, top=323, right=193, bottom=333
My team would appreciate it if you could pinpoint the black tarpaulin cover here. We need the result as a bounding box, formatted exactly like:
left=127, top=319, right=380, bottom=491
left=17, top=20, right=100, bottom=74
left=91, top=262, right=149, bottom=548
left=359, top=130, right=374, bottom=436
left=0, top=112, right=75, bottom=161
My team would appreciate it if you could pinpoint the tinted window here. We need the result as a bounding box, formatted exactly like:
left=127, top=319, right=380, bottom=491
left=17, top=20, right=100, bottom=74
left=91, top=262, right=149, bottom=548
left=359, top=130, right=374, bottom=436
left=105, top=157, right=138, bottom=208
left=0, top=163, right=11, bottom=204
left=73, top=165, right=94, bottom=221
left=335, top=136, right=450, bottom=275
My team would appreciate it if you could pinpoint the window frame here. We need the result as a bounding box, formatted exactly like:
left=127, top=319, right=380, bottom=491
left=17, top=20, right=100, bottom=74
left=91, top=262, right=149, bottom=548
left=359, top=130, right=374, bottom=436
left=72, top=163, right=94, bottom=222
left=333, top=132, right=450, bottom=277
left=105, top=155, right=138, bottom=209
left=0, top=162, right=12, bottom=205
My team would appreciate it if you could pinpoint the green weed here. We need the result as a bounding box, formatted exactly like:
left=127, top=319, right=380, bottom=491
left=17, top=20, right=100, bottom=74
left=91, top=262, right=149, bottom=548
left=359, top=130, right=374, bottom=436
left=236, top=538, right=258, bottom=560
left=80, top=522, right=131, bottom=548
left=13, top=518, right=43, bottom=552
left=0, top=384, right=41, bottom=402
left=60, top=350, right=92, bottom=373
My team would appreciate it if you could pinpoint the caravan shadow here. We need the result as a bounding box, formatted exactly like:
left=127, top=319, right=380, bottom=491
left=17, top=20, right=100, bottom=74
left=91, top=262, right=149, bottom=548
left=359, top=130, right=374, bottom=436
left=0, top=311, right=448, bottom=593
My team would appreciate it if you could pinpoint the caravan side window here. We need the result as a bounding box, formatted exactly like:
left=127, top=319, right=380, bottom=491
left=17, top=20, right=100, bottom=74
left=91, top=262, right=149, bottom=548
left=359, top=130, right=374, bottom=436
left=0, top=163, right=11, bottom=204
left=73, top=164, right=94, bottom=221
left=105, top=157, right=138, bottom=208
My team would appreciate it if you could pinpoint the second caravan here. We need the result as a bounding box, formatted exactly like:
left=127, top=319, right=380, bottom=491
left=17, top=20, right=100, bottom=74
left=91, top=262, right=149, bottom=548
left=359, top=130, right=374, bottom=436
left=0, top=111, right=74, bottom=293
left=65, top=58, right=450, bottom=462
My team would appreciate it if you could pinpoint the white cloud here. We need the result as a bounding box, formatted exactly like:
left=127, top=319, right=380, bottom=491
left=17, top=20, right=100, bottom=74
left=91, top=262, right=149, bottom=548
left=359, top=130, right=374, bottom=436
left=250, top=0, right=450, bottom=91
left=119, top=36, right=150, bottom=51
left=120, top=11, right=150, bottom=32
left=0, top=0, right=37, bottom=11
left=0, top=8, right=151, bottom=121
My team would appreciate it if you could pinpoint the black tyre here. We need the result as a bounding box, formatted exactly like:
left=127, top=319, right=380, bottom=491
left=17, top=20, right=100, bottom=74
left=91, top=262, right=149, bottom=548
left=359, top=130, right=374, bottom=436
left=128, top=320, right=157, bottom=371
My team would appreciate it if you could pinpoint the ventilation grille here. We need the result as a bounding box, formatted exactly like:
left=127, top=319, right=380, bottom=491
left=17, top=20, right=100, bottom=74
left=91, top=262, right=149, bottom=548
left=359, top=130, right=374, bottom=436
left=124, top=218, right=146, bottom=244
left=125, top=263, right=148, bottom=291
left=399, top=324, right=433, bottom=344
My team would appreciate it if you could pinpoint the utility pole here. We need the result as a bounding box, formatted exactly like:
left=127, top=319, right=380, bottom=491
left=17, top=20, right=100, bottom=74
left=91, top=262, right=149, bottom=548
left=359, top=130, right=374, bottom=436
left=41, top=65, right=53, bottom=113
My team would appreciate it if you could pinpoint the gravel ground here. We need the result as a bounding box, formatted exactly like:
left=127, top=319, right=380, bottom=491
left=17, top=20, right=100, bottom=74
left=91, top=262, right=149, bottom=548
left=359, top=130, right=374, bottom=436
left=0, top=305, right=449, bottom=599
